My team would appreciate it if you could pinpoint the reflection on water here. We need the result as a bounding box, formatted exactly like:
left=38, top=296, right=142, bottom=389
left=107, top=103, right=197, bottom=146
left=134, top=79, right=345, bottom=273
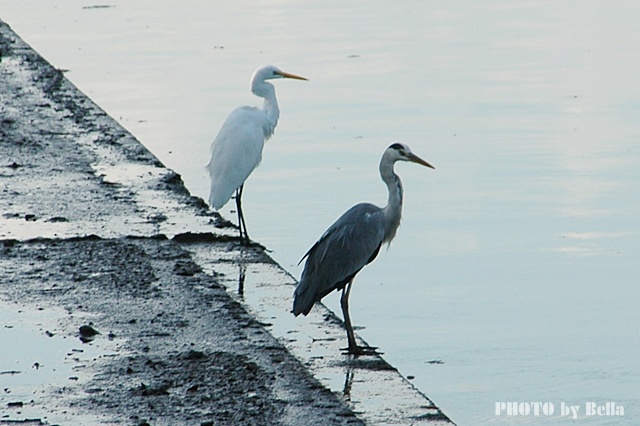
left=1, top=0, right=639, bottom=424
left=238, top=260, right=247, bottom=297
left=342, top=366, right=355, bottom=400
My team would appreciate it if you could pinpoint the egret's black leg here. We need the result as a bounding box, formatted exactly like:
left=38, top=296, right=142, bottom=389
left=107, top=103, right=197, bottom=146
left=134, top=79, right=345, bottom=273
left=235, top=185, right=250, bottom=245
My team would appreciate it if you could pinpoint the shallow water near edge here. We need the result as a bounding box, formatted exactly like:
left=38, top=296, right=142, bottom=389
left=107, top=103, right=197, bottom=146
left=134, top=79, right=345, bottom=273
left=0, top=303, right=113, bottom=425
left=1, top=1, right=639, bottom=424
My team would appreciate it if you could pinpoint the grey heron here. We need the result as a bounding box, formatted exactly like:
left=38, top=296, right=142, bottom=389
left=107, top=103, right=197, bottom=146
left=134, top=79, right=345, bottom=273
left=206, top=65, right=307, bottom=245
left=293, top=143, right=434, bottom=355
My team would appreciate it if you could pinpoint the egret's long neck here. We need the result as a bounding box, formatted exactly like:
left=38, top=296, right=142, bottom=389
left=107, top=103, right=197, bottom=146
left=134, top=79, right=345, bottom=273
left=380, top=155, right=403, bottom=243
left=252, top=81, right=279, bottom=137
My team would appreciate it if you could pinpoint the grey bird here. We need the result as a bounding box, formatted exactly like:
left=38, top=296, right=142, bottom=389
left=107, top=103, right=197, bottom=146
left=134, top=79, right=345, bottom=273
left=293, top=143, right=435, bottom=355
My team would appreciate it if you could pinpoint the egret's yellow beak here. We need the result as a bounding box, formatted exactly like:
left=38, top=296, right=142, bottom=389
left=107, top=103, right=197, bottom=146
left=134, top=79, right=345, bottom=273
left=275, top=70, right=308, bottom=81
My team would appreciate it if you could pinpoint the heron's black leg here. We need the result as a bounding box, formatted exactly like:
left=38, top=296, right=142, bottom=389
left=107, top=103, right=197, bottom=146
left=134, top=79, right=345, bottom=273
left=235, top=185, right=250, bottom=245
left=340, top=280, right=358, bottom=353
left=340, top=279, right=379, bottom=356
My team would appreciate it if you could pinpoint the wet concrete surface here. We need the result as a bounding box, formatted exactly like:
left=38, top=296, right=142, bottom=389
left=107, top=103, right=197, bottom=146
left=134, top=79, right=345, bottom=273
left=1, top=237, right=361, bottom=425
left=0, top=20, right=454, bottom=425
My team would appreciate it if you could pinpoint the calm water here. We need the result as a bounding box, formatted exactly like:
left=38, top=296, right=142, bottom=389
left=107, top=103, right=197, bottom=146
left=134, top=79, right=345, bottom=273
left=2, top=1, right=639, bottom=424
left=0, top=304, right=113, bottom=425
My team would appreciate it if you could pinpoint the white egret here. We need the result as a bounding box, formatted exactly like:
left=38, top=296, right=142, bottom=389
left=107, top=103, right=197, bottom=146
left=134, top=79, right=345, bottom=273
left=207, top=65, right=307, bottom=244
left=293, top=143, right=434, bottom=355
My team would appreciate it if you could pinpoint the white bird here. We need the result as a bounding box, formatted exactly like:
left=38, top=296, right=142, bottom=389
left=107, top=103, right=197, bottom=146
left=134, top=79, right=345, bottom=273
left=207, top=65, right=307, bottom=245
left=293, top=143, right=434, bottom=355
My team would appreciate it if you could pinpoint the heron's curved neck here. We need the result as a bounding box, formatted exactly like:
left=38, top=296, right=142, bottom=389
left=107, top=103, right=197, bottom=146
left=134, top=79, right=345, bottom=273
left=252, top=81, right=279, bottom=135
left=379, top=156, right=403, bottom=243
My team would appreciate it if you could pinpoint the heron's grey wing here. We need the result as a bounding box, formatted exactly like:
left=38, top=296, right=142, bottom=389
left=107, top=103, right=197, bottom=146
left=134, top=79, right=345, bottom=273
left=293, top=203, right=385, bottom=316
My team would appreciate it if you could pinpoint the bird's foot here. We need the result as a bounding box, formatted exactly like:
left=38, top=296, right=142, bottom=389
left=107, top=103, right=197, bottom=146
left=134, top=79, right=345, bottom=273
left=342, top=344, right=381, bottom=357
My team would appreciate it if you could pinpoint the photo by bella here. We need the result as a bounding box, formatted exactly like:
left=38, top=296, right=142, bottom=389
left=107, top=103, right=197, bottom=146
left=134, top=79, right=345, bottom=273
left=495, top=401, right=624, bottom=420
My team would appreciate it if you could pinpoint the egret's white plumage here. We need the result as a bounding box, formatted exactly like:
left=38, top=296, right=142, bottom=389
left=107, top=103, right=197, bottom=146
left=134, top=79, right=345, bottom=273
left=206, top=65, right=307, bottom=243
left=293, top=143, right=434, bottom=355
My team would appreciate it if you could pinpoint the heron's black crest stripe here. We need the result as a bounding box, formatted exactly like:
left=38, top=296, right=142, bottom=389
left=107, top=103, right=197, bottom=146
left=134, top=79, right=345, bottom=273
left=394, top=173, right=403, bottom=200
left=389, top=143, right=404, bottom=151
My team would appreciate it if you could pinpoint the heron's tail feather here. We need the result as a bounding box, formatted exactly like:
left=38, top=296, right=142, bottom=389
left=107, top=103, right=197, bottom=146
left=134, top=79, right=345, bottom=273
left=292, top=282, right=315, bottom=316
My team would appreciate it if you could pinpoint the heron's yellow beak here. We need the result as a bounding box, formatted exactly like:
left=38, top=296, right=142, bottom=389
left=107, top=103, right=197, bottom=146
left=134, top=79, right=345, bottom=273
left=408, top=153, right=435, bottom=169
left=275, top=70, right=308, bottom=81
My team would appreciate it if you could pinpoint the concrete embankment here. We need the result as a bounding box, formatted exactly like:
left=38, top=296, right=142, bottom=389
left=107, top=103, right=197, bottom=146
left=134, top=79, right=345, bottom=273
left=0, top=20, right=454, bottom=425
